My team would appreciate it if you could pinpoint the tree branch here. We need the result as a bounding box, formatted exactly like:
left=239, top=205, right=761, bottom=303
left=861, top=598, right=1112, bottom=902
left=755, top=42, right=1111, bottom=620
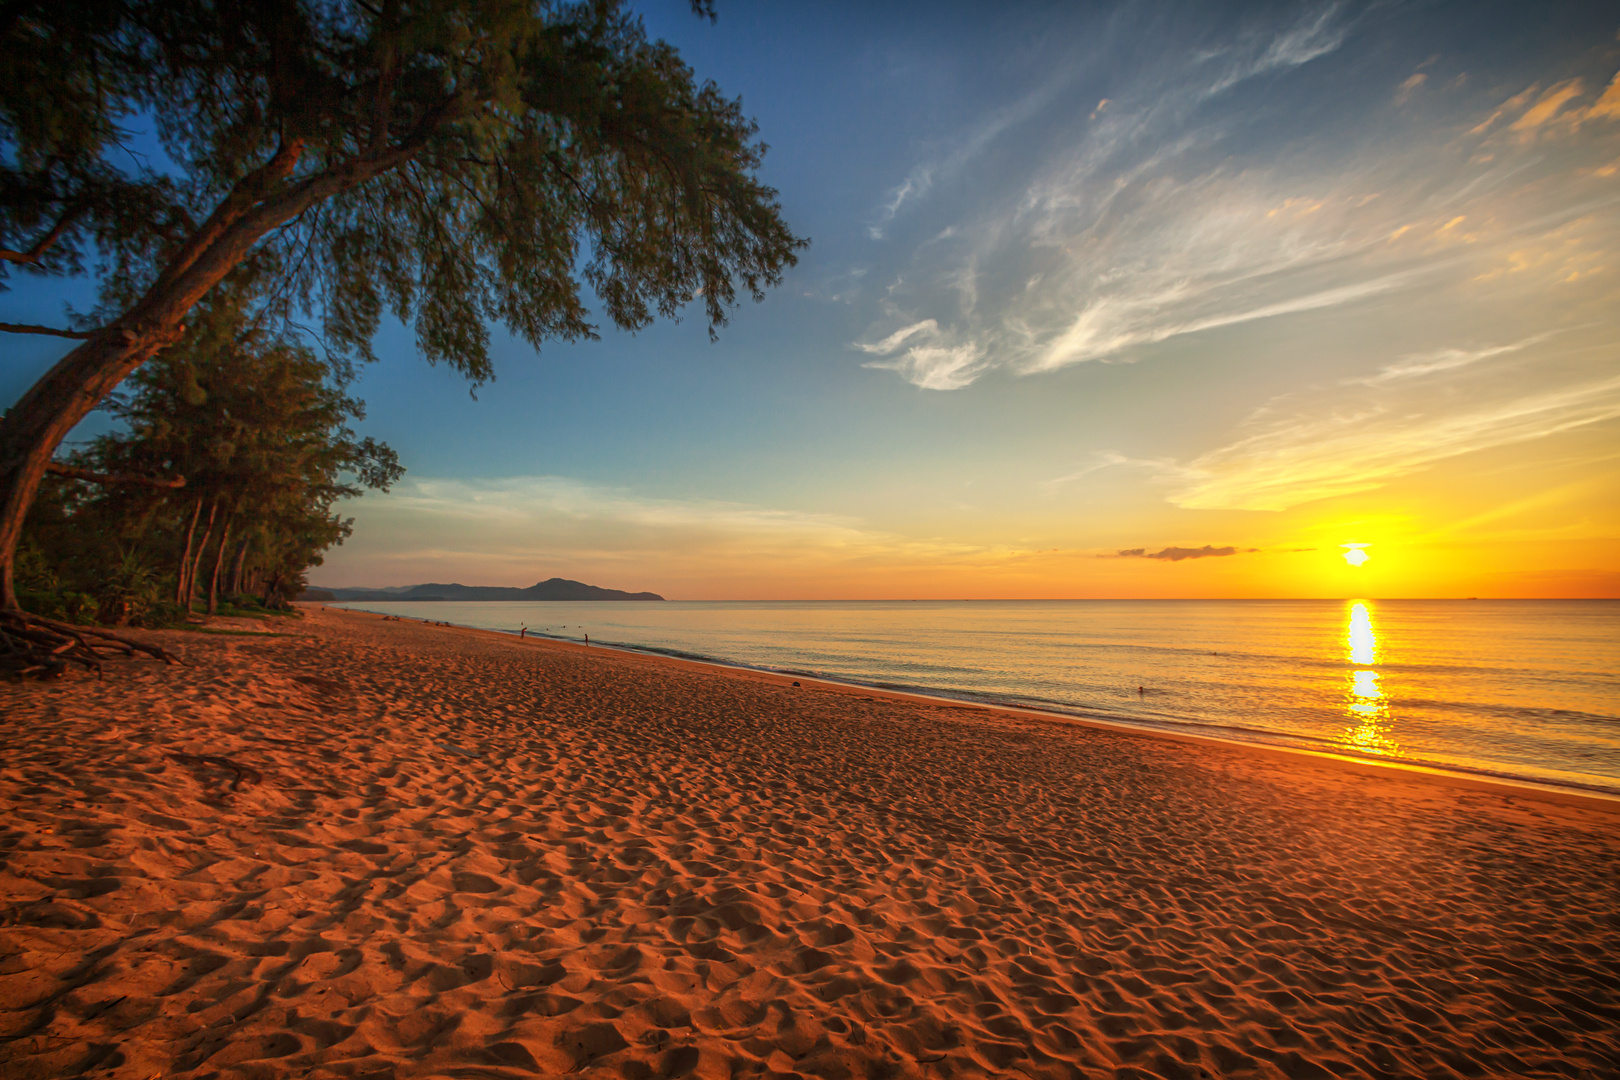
left=137, top=92, right=470, bottom=328
left=0, top=322, right=97, bottom=339
left=151, top=136, right=310, bottom=294
left=0, top=202, right=87, bottom=265
left=368, top=0, right=399, bottom=153
left=45, top=463, right=186, bottom=489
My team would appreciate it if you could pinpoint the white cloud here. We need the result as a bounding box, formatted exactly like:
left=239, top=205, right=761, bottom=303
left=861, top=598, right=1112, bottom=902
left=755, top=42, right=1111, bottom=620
left=368, top=476, right=871, bottom=550
left=1203, top=3, right=1350, bottom=98
left=853, top=317, right=989, bottom=389
left=861, top=342, right=987, bottom=391
left=318, top=476, right=1011, bottom=588
left=853, top=319, right=939, bottom=355
left=1041, top=452, right=1194, bottom=492
left=1170, top=366, right=1620, bottom=511
left=865, top=60, right=1082, bottom=238
left=1027, top=271, right=1412, bottom=374
left=849, top=9, right=1620, bottom=392
left=1353, top=332, right=1553, bottom=384
left=870, top=168, right=934, bottom=239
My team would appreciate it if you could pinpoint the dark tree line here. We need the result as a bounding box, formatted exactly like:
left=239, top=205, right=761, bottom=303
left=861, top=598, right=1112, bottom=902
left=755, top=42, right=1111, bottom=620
left=20, top=276, right=403, bottom=624
left=0, top=0, right=803, bottom=667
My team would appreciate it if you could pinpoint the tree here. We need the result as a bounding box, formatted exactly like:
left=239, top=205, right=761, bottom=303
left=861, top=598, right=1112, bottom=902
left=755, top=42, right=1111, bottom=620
left=0, top=0, right=805, bottom=609
left=17, top=278, right=402, bottom=629
left=80, top=282, right=403, bottom=613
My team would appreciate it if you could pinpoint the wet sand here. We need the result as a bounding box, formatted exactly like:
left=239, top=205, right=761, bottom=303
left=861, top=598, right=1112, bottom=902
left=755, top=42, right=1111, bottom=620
left=2, top=604, right=1618, bottom=1079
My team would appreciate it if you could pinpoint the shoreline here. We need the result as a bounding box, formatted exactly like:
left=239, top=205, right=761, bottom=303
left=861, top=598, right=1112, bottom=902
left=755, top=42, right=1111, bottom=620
left=325, top=602, right=1620, bottom=815
left=4, top=604, right=1617, bottom=1079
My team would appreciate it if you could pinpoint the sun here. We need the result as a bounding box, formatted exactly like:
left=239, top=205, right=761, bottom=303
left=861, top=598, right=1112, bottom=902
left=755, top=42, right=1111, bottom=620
left=1341, top=543, right=1370, bottom=567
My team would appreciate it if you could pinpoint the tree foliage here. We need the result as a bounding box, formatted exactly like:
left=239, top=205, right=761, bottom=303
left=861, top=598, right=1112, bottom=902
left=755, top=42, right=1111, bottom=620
left=0, top=0, right=805, bottom=613
left=21, top=280, right=403, bottom=622
left=2, top=0, right=802, bottom=373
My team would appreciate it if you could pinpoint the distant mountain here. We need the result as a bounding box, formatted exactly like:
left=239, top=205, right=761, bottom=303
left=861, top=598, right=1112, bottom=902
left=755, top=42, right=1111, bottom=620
left=309, top=577, right=664, bottom=602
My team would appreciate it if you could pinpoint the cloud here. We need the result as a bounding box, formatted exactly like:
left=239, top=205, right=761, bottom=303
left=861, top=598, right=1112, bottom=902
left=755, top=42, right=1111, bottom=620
left=1351, top=332, right=1553, bottom=384
left=1588, top=72, right=1620, bottom=123
left=861, top=342, right=987, bottom=391
left=1041, top=452, right=1194, bottom=491
left=316, top=476, right=1024, bottom=590
left=870, top=168, right=934, bottom=239
left=1477, top=71, right=1620, bottom=140
left=864, top=5, right=1348, bottom=245
left=854, top=319, right=939, bottom=355
left=1170, top=357, right=1620, bottom=511
left=849, top=6, right=1389, bottom=390
left=850, top=10, right=1620, bottom=392
left=1394, top=72, right=1426, bottom=106
left=853, top=318, right=991, bottom=389
left=867, top=70, right=1075, bottom=239
left=1116, top=545, right=1246, bottom=561
left=351, top=476, right=882, bottom=556
left=1028, top=271, right=1413, bottom=374
left=1202, top=4, right=1351, bottom=98
left=1510, top=79, right=1587, bottom=132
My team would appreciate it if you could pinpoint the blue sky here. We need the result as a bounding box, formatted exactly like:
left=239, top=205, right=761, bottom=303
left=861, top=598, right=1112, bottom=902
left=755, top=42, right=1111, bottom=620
left=6, top=0, right=1619, bottom=598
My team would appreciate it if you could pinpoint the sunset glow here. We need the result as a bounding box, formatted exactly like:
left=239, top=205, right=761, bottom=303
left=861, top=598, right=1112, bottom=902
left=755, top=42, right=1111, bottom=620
left=5, top=2, right=1617, bottom=600
left=1340, top=600, right=1397, bottom=756
left=2, top=9, right=1617, bottom=1080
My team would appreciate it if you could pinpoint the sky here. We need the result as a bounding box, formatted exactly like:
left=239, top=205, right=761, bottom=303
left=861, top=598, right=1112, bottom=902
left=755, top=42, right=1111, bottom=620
left=5, top=0, right=1619, bottom=599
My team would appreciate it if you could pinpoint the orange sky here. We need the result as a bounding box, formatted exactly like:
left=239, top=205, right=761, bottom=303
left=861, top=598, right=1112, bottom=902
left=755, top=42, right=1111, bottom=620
left=309, top=8, right=1619, bottom=598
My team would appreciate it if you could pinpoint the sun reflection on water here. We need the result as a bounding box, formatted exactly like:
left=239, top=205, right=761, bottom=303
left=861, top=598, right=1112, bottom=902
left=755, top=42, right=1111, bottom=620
left=1341, top=601, right=1398, bottom=756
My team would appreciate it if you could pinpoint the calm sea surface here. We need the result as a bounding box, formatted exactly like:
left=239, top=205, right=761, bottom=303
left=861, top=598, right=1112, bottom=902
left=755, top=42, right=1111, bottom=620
left=333, top=599, right=1620, bottom=794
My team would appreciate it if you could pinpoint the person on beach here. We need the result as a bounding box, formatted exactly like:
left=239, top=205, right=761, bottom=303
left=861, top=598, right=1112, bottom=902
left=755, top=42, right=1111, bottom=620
left=520, top=625, right=527, bottom=639
left=584, top=633, right=589, bottom=647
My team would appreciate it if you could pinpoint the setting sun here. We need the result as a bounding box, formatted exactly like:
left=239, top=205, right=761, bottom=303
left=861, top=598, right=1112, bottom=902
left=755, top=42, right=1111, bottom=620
left=1342, top=543, right=1371, bottom=567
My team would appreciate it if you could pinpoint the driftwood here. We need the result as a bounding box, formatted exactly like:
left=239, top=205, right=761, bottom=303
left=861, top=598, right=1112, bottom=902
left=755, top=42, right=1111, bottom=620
left=0, top=610, right=181, bottom=681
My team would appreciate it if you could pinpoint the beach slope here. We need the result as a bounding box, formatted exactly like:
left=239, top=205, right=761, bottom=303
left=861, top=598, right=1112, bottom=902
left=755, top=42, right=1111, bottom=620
left=2, top=606, right=1617, bottom=1079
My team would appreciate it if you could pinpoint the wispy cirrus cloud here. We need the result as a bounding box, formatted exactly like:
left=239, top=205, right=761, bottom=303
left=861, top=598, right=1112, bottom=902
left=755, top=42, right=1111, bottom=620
left=852, top=319, right=939, bottom=356
left=1198, top=2, right=1351, bottom=98
left=316, top=476, right=1031, bottom=592
left=1041, top=452, right=1194, bottom=493
left=1026, top=270, right=1416, bottom=375
left=1169, top=353, right=1620, bottom=511
left=1350, top=332, right=1554, bottom=384
left=849, top=3, right=1620, bottom=392
left=866, top=68, right=1079, bottom=241
left=853, top=319, right=988, bottom=389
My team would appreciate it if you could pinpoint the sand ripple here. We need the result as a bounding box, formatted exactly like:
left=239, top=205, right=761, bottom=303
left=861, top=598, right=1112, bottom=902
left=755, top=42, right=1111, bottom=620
left=2, top=606, right=1618, bottom=1078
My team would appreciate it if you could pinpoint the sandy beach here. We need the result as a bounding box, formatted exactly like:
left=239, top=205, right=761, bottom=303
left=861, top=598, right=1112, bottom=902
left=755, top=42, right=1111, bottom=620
left=2, top=605, right=1618, bottom=1080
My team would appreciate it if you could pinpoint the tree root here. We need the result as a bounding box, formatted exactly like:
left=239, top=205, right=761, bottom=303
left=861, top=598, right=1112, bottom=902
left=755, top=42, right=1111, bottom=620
left=169, top=753, right=261, bottom=790
left=0, top=610, right=182, bottom=681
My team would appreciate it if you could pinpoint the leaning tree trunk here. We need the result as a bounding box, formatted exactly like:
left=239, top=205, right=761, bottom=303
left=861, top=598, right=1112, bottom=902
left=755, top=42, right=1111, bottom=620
left=186, top=498, right=219, bottom=614
left=207, top=515, right=233, bottom=615
left=0, top=133, right=422, bottom=611
left=175, top=496, right=204, bottom=604
left=0, top=328, right=189, bottom=611
left=230, top=536, right=250, bottom=596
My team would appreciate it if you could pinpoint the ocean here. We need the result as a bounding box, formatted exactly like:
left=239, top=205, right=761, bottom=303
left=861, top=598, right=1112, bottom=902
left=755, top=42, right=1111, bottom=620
left=332, top=598, right=1620, bottom=795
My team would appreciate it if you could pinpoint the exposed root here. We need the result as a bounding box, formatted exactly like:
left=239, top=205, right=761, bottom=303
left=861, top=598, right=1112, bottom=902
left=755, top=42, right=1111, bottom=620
left=0, top=610, right=181, bottom=681
left=170, top=752, right=262, bottom=790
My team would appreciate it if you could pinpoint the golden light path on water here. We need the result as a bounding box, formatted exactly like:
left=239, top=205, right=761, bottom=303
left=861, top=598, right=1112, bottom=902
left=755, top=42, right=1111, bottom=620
left=1341, top=601, right=1399, bottom=757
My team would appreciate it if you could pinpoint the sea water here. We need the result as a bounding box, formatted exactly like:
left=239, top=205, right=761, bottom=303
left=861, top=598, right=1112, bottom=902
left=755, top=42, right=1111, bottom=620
left=333, top=599, right=1620, bottom=794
